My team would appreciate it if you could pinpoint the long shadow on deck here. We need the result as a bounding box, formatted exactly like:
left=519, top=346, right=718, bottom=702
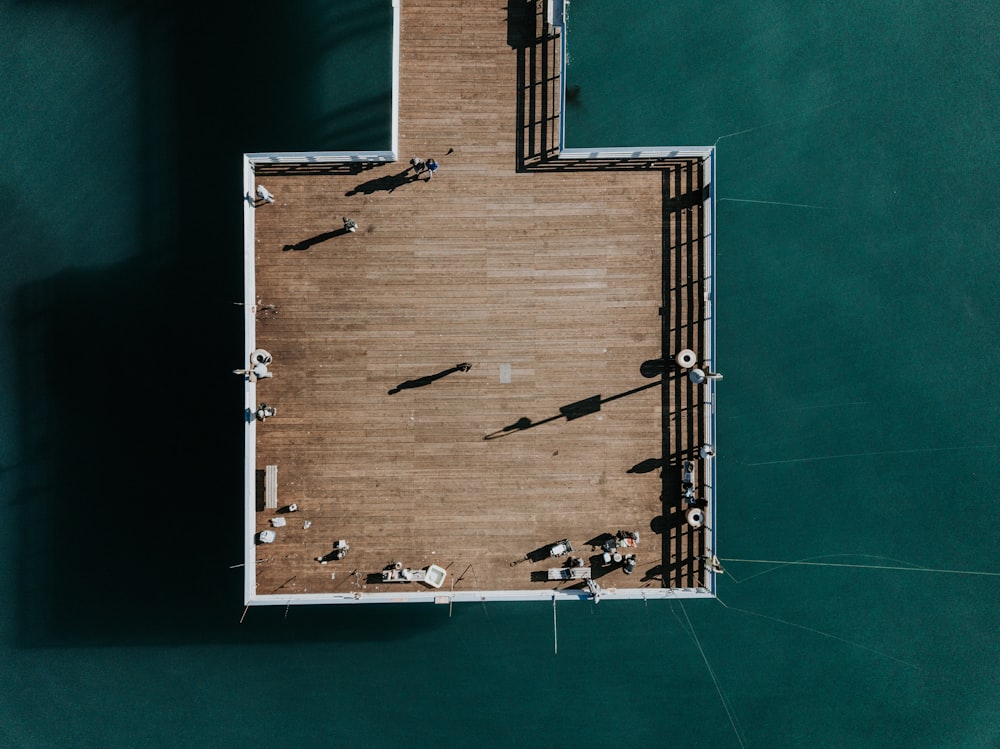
left=483, top=379, right=661, bottom=440
left=346, top=166, right=425, bottom=195
left=283, top=227, right=353, bottom=251
left=388, top=363, right=472, bottom=395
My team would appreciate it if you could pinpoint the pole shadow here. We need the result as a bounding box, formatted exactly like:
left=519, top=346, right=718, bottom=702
left=484, top=378, right=661, bottom=439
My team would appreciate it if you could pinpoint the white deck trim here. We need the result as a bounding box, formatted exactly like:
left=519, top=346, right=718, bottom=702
left=241, top=154, right=258, bottom=605
left=247, top=586, right=713, bottom=606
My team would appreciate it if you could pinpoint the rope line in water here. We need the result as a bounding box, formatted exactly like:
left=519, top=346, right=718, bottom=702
left=728, top=400, right=870, bottom=420
left=720, top=197, right=833, bottom=210
left=747, top=443, right=998, bottom=466
left=720, top=558, right=1000, bottom=577
left=713, top=99, right=845, bottom=146
left=678, top=602, right=748, bottom=749
left=552, top=596, right=558, bottom=656
left=714, top=596, right=920, bottom=671
left=721, top=553, right=928, bottom=584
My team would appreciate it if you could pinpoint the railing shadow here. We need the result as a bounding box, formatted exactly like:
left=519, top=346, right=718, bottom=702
left=254, top=161, right=374, bottom=177
left=509, top=0, right=560, bottom=170
left=659, top=159, right=709, bottom=589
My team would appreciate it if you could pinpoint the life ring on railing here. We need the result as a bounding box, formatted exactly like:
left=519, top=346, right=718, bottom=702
left=252, top=348, right=272, bottom=365
left=675, top=349, right=697, bottom=369
left=686, top=507, right=705, bottom=528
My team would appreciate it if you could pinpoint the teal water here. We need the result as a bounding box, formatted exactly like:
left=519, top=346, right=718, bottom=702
left=2, top=1, right=997, bottom=747
left=566, top=1, right=1000, bottom=747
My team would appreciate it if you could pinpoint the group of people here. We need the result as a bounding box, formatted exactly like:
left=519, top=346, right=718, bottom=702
left=409, top=157, right=439, bottom=178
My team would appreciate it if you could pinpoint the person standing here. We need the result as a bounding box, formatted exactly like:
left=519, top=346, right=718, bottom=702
left=426, top=159, right=439, bottom=179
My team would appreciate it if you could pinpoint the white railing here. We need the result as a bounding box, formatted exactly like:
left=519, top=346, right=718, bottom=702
left=241, top=154, right=258, bottom=604
left=247, top=586, right=713, bottom=607
left=246, top=151, right=395, bottom=164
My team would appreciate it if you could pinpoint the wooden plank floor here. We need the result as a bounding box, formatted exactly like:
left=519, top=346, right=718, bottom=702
left=250, top=0, right=708, bottom=598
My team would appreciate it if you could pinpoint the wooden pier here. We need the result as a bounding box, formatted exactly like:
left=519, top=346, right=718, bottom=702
left=246, top=0, right=713, bottom=601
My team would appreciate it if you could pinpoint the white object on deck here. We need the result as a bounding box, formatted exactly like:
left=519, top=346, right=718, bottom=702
left=676, top=349, right=697, bottom=368
left=548, top=566, right=592, bottom=580
left=256, top=185, right=275, bottom=203
left=258, top=529, right=276, bottom=544
left=549, top=540, right=572, bottom=557
left=265, top=465, right=278, bottom=509
left=381, top=563, right=447, bottom=588
left=423, top=564, right=447, bottom=589
left=686, top=508, right=705, bottom=528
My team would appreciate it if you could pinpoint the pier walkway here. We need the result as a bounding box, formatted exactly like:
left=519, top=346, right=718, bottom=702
left=244, top=0, right=715, bottom=603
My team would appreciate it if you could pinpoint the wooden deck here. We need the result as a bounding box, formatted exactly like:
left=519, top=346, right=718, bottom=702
left=248, top=0, right=710, bottom=600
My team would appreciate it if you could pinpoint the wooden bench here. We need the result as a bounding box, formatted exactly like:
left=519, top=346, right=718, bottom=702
left=265, top=465, right=278, bottom=509
left=547, top=567, right=592, bottom=581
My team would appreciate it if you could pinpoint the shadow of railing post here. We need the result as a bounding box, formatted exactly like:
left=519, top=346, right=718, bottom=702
left=660, top=159, right=710, bottom=588
left=509, top=0, right=560, bottom=171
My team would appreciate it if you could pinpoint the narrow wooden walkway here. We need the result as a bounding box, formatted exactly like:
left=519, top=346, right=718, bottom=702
left=250, top=0, right=708, bottom=598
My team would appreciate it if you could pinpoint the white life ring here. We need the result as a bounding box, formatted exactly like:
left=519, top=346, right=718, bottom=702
left=686, top=507, right=705, bottom=528
left=676, top=349, right=697, bottom=368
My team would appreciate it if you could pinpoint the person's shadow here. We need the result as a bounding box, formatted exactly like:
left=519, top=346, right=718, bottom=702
left=388, top=363, right=471, bottom=395
left=347, top=168, right=421, bottom=196
left=282, top=228, right=350, bottom=251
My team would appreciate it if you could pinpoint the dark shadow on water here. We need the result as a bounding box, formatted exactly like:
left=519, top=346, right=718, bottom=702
left=7, top=0, right=440, bottom=648
left=15, top=254, right=452, bottom=647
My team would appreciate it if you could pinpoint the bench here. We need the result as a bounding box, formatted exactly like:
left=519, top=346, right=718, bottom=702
left=547, top=567, right=592, bottom=581
left=265, top=465, right=278, bottom=509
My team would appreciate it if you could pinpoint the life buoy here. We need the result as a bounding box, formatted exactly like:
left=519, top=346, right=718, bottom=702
left=675, top=349, right=696, bottom=368
left=686, top=507, right=705, bottom=528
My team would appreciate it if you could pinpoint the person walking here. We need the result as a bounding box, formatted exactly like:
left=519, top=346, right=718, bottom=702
left=425, top=159, right=439, bottom=179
